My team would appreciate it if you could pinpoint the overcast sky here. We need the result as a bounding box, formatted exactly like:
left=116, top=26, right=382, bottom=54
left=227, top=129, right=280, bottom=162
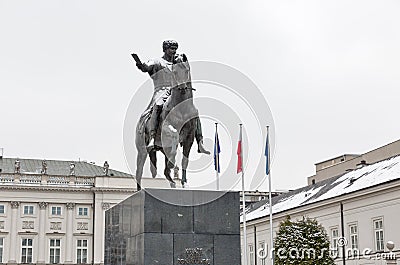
left=1, top=0, right=399, bottom=191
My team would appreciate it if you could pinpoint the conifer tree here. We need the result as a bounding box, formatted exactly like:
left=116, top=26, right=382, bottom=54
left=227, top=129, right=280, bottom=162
left=274, top=216, right=335, bottom=265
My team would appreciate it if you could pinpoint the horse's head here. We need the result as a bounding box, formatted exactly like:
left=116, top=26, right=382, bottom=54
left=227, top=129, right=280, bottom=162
left=172, top=61, right=193, bottom=92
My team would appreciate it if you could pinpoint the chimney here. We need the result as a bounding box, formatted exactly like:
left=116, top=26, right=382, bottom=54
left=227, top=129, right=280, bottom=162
left=0, top=148, right=3, bottom=159
left=349, top=177, right=356, bottom=185
left=356, top=160, right=369, bottom=168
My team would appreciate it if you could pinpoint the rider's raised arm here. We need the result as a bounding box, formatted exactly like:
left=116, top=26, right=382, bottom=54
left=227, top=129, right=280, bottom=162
left=131, top=53, right=156, bottom=75
left=138, top=60, right=158, bottom=76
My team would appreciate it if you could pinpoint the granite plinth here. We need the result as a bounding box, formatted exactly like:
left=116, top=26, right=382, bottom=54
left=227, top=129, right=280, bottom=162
left=105, top=189, right=240, bottom=265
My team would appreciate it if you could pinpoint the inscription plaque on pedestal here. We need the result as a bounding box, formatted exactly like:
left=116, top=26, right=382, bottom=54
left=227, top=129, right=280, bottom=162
left=104, top=189, right=240, bottom=265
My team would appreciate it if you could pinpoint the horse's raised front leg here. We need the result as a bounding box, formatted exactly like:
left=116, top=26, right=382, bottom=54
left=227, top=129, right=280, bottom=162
left=135, top=151, right=147, bottom=191
left=149, top=150, right=157, bottom=178
left=181, top=139, right=194, bottom=187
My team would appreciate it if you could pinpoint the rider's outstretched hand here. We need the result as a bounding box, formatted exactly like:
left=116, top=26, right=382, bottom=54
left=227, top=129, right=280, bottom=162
left=136, top=63, right=146, bottom=72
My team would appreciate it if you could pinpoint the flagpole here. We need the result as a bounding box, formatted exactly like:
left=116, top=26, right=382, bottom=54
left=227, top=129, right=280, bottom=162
left=215, top=123, right=220, bottom=190
left=240, top=124, right=248, bottom=265
left=267, top=126, right=274, bottom=265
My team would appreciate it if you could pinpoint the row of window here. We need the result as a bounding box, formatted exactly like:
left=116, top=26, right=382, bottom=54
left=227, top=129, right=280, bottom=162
left=245, top=218, right=385, bottom=264
left=331, top=218, right=385, bottom=254
left=0, top=237, right=88, bottom=264
left=248, top=242, right=266, bottom=265
left=0, top=204, right=89, bottom=216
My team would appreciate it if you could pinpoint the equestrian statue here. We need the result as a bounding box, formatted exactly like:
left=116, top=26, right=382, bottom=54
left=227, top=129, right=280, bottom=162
left=132, top=40, right=210, bottom=190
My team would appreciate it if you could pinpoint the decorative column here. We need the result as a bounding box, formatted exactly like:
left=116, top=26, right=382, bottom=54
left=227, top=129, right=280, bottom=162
left=37, top=202, right=48, bottom=265
left=65, top=202, right=75, bottom=264
left=9, top=201, right=20, bottom=264
left=102, top=203, right=110, bottom=210
left=93, top=201, right=110, bottom=265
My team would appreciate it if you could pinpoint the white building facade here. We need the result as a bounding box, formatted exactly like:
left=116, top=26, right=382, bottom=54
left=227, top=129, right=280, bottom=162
left=242, top=154, right=400, bottom=265
left=0, top=157, right=168, bottom=265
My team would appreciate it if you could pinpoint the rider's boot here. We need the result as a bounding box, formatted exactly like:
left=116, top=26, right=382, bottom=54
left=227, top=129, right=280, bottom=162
left=147, top=105, right=162, bottom=151
left=195, top=117, right=211, bottom=155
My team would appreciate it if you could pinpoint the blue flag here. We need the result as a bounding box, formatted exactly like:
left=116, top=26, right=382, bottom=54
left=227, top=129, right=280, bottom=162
left=214, top=130, right=221, bottom=173
left=265, top=132, right=269, bottom=175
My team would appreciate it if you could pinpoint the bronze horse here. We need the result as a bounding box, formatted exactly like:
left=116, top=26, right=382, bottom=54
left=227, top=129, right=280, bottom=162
left=135, top=61, right=198, bottom=190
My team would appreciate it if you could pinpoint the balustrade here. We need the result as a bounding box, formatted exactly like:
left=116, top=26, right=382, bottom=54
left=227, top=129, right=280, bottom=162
left=0, top=173, right=95, bottom=187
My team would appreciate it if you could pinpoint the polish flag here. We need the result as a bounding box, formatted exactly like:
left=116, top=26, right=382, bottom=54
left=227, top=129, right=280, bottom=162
left=237, top=126, right=243, bottom=173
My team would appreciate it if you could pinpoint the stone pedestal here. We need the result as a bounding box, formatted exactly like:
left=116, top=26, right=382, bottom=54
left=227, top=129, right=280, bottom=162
left=104, top=189, right=240, bottom=265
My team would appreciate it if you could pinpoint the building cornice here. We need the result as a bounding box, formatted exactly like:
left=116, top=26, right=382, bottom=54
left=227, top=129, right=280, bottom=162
left=91, top=187, right=136, bottom=193
left=0, top=185, right=136, bottom=193
left=0, top=185, right=92, bottom=192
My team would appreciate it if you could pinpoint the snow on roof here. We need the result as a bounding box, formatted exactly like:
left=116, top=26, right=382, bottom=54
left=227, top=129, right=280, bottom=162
left=243, top=155, right=400, bottom=222
left=312, top=156, right=400, bottom=202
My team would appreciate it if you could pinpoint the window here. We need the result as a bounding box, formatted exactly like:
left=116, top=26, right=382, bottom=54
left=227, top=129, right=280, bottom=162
left=24, top=206, right=34, bottom=215
left=51, top=206, right=62, bottom=216
left=331, top=228, right=339, bottom=255
left=373, top=219, right=384, bottom=251
left=0, top=205, right=4, bottom=214
left=349, top=224, right=358, bottom=255
left=0, top=237, right=4, bottom=263
left=258, top=241, right=266, bottom=265
left=77, top=239, right=88, bottom=264
left=50, top=239, right=61, bottom=264
left=21, top=238, right=33, bottom=263
left=248, top=244, right=254, bottom=265
left=78, top=207, right=88, bottom=216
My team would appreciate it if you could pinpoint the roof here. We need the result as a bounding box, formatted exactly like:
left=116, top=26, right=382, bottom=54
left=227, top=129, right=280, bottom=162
left=244, top=155, right=400, bottom=222
left=0, top=157, right=132, bottom=178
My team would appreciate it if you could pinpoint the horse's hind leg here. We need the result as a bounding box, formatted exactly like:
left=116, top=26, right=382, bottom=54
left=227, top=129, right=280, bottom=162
left=163, top=149, right=176, bottom=188
left=181, top=140, right=194, bottom=186
left=149, top=150, right=157, bottom=178
left=135, top=151, right=147, bottom=191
